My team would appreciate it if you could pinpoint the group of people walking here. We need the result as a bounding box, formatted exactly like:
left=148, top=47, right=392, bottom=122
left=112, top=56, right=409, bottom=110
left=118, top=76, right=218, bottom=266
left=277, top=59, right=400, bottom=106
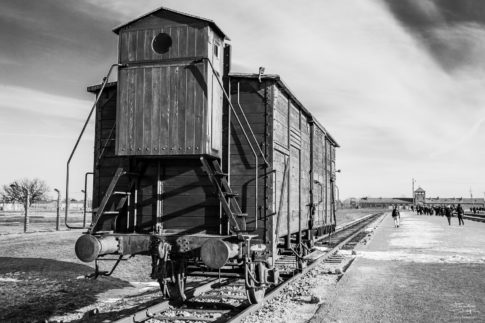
left=394, top=204, right=465, bottom=228
left=414, top=204, right=465, bottom=226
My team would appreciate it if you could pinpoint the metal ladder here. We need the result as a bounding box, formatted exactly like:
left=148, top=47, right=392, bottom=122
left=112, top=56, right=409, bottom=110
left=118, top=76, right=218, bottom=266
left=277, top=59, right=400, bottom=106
left=202, top=57, right=269, bottom=233
left=90, top=166, right=140, bottom=233
left=201, top=157, right=248, bottom=233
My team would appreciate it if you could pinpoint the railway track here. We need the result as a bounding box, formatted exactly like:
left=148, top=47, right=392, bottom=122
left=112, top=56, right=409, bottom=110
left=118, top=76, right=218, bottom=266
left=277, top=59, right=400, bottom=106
left=463, top=212, right=485, bottom=223
left=112, top=212, right=385, bottom=323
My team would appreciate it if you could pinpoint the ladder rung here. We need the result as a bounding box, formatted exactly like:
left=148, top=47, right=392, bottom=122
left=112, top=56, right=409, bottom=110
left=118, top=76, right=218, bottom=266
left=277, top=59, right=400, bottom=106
left=103, top=211, right=119, bottom=215
left=113, top=191, right=130, bottom=195
left=214, top=171, right=227, bottom=177
left=224, top=192, right=238, bottom=198
left=235, top=213, right=248, bottom=217
left=122, top=172, right=139, bottom=176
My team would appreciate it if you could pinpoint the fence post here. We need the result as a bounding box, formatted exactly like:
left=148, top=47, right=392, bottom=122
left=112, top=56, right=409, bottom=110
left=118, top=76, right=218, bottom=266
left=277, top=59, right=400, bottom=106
left=54, top=189, right=61, bottom=231
left=24, top=191, right=30, bottom=233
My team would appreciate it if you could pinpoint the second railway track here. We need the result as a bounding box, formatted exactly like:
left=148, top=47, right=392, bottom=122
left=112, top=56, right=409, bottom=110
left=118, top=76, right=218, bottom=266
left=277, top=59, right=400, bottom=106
left=111, top=212, right=385, bottom=323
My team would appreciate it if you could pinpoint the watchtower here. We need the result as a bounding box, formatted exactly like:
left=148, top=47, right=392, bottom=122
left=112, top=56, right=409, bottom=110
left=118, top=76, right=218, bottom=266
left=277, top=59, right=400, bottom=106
left=113, top=7, right=229, bottom=157
left=414, top=187, right=426, bottom=205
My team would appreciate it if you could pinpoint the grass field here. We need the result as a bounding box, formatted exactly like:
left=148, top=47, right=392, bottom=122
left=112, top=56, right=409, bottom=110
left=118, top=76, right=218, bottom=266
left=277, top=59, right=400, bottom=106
left=0, top=208, right=388, bottom=235
left=0, top=207, right=387, bottom=235
left=0, top=211, right=87, bottom=235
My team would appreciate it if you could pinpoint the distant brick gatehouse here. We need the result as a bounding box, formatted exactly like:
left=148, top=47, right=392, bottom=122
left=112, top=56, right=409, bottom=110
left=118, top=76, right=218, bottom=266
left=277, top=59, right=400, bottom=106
left=414, top=187, right=484, bottom=209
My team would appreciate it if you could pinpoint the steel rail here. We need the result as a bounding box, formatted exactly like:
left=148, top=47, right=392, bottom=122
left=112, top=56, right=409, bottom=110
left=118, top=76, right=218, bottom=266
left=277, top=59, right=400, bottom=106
left=227, top=212, right=385, bottom=323
left=313, top=212, right=382, bottom=244
left=113, top=278, right=221, bottom=323
left=463, top=213, right=485, bottom=223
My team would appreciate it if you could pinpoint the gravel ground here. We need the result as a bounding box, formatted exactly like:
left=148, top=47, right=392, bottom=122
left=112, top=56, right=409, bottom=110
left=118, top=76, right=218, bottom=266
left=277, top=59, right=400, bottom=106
left=240, top=216, right=385, bottom=323
left=310, top=212, right=485, bottom=322
left=0, top=209, right=375, bottom=322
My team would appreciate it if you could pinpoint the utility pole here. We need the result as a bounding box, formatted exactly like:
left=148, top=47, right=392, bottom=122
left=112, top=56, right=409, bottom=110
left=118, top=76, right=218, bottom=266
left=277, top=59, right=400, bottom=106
left=412, top=178, right=416, bottom=210
left=54, top=188, right=61, bottom=231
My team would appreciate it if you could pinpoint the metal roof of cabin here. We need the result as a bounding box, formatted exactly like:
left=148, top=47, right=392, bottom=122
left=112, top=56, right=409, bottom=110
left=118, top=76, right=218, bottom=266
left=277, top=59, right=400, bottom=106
left=87, top=82, right=116, bottom=93
left=415, top=187, right=425, bottom=192
left=112, top=6, right=229, bottom=40
left=229, top=73, right=340, bottom=148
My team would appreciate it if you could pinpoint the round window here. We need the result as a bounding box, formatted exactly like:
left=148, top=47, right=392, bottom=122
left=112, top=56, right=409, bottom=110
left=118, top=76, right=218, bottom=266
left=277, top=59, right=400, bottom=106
left=152, top=33, right=172, bottom=54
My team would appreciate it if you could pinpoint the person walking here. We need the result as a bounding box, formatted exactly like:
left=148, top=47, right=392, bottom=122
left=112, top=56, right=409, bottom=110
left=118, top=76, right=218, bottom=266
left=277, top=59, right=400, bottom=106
left=456, top=203, right=465, bottom=226
left=392, top=205, right=400, bottom=228
left=445, top=205, right=452, bottom=225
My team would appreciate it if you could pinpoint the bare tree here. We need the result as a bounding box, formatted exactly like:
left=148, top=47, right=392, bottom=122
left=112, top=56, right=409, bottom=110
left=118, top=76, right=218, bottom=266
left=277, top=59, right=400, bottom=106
left=1, top=178, right=49, bottom=232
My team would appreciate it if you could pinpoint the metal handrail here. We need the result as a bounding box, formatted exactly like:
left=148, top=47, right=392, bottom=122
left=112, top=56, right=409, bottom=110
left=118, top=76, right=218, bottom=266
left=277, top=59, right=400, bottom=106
left=236, top=83, right=269, bottom=166
left=65, top=63, right=121, bottom=229
left=202, top=58, right=260, bottom=229
left=83, top=172, right=94, bottom=227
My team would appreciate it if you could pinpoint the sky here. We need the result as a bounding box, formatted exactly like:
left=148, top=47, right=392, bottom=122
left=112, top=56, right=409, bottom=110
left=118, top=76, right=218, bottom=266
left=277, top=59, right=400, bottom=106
left=0, top=0, right=484, bottom=200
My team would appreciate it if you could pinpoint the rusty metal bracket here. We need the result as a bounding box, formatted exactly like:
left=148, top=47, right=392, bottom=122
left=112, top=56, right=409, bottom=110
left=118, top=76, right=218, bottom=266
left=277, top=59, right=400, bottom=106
left=85, top=255, right=124, bottom=279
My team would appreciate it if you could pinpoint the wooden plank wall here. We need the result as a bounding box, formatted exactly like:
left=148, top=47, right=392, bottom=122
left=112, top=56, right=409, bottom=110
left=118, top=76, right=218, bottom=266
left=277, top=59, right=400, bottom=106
left=226, top=79, right=270, bottom=238
left=92, top=86, right=129, bottom=214
left=119, top=24, right=208, bottom=64
left=289, top=102, right=301, bottom=236
left=272, top=85, right=313, bottom=239
left=325, top=138, right=332, bottom=225
left=273, top=86, right=290, bottom=237
left=116, top=62, right=210, bottom=156
left=300, top=114, right=311, bottom=231
left=312, top=126, right=327, bottom=229
left=160, top=159, right=220, bottom=235
left=330, top=144, right=336, bottom=225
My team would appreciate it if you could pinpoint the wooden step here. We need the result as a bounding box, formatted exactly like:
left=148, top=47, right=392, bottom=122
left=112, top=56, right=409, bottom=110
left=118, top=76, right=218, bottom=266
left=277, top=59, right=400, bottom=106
left=214, top=171, right=228, bottom=177
left=113, top=191, right=130, bottom=195
left=103, top=211, right=119, bottom=215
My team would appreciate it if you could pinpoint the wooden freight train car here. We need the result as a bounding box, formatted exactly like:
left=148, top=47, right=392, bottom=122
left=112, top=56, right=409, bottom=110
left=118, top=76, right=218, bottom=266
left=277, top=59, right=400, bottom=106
left=71, top=7, right=339, bottom=304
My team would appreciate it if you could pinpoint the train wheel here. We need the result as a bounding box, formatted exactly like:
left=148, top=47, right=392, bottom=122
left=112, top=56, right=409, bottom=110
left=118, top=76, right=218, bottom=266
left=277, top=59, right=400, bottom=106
left=246, top=286, right=266, bottom=304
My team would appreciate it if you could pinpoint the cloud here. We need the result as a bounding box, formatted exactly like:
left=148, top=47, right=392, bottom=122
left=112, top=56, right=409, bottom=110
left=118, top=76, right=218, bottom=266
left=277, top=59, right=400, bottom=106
left=0, top=0, right=119, bottom=99
left=382, top=0, right=485, bottom=72
left=0, top=85, right=93, bottom=120
left=1, top=0, right=484, bottom=200
left=0, top=85, right=95, bottom=196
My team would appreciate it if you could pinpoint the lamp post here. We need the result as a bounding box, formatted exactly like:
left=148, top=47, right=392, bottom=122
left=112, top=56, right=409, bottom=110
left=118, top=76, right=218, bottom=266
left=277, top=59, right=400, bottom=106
left=11, top=184, right=29, bottom=233
left=54, top=189, right=61, bottom=231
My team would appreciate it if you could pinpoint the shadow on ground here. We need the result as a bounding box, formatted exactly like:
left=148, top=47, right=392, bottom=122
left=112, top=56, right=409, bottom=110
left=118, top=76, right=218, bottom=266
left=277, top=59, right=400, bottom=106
left=0, top=257, right=131, bottom=322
